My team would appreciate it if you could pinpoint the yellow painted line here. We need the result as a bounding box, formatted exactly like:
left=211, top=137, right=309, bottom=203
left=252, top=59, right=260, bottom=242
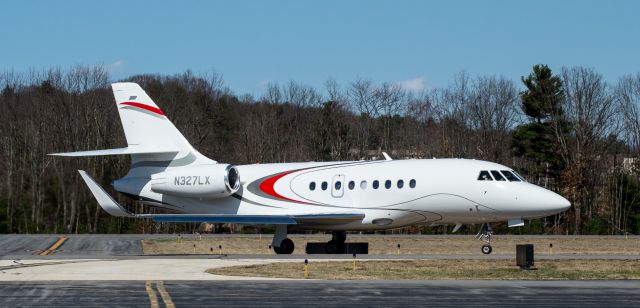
left=39, top=236, right=67, bottom=256
left=156, top=281, right=175, bottom=308
left=145, top=281, right=160, bottom=308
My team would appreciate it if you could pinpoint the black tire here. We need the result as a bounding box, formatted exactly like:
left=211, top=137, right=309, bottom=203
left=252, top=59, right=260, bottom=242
left=325, top=240, right=345, bottom=254
left=481, top=244, right=492, bottom=255
left=274, top=238, right=295, bottom=254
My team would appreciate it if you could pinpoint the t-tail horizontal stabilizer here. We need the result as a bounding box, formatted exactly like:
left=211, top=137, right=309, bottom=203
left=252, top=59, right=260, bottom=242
left=50, top=147, right=178, bottom=157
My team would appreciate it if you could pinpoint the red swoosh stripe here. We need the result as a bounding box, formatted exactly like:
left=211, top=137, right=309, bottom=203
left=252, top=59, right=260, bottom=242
left=120, top=102, right=165, bottom=116
left=259, top=171, right=316, bottom=205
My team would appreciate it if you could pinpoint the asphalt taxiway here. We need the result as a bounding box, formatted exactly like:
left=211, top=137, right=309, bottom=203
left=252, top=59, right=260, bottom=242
left=0, top=280, right=638, bottom=307
left=1, top=234, right=639, bottom=306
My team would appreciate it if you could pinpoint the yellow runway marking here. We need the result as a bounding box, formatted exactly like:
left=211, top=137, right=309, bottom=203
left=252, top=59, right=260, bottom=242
left=145, top=281, right=160, bottom=308
left=156, top=280, right=175, bottom=308
left=39, top=236, right=67, bottom=256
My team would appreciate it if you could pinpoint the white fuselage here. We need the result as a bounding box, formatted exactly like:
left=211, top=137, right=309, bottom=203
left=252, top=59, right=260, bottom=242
left=116, top=158, right=570, bottom=231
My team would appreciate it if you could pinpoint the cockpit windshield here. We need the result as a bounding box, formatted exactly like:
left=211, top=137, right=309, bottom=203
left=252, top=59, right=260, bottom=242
left=478, top=169, right=526, bottom=182
left=477, top=171, right=493, bottom=181
left=500, top=170, right=521, bottom=182
left=490, top=170, right=506, bottom=181
left=512, top=171, right=528, bottom=182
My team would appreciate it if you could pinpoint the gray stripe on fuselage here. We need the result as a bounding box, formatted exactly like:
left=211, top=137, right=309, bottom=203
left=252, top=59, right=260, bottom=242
left=230, top=193, right=283, bottom=208
left=131, top=152, right=197, bottom=169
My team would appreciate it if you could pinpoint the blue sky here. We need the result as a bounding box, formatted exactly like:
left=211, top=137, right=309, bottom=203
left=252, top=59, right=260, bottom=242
left=1, top=0, right=638, bottom=96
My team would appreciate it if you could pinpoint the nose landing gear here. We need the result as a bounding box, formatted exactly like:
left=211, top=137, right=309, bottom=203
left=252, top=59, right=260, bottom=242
left=475, top=223, right=493, bottom=254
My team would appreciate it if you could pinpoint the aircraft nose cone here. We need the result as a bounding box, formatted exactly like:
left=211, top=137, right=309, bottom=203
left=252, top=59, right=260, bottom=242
left=553, top=193, right=571, bottom=211
left=520, top=185, right=571, bottom=218
left=541, top=189, right=571, bottom=214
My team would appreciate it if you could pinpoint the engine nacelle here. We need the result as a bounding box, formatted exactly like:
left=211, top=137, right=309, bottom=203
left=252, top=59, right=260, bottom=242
left=150, top=164, right=240, bottom=198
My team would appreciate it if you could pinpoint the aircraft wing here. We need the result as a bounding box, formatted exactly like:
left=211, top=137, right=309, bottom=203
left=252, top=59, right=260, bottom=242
left=78, top=170, right=364, bottom=225
left=139, top=213, right=365, bottom=225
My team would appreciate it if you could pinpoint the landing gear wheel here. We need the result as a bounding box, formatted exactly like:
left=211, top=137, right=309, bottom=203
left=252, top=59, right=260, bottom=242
left=325, top=240, right=345, bottom=254
left=481, top=244, right=492, bottom=255
left=476, top=223, right=494, bottom=255
left=274, top=238, right=295, bottom=254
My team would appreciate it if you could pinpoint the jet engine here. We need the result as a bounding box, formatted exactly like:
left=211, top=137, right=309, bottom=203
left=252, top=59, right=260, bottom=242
left=150, top=164, right=240, bottom=198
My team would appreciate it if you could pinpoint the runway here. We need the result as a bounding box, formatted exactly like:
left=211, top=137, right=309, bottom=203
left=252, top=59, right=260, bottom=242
left=0, top=280, right=638, bottom=307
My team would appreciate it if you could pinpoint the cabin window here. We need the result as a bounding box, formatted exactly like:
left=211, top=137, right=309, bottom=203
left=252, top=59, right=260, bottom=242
left=397, top=179, right=404, bottom=188
left=385, top=180, right=392, bottom=189
left=321, top=181, right=328, bottom=190
left=373, top=180, right=380, bottom=189
left=309, top=182, right=316, bottom=190
left=500, top=170, right=521, bottom=182
left=490, top=171, right=505, bottom=181
left=348, top=181, right=355, bottom=190
left=409, top=179, right=416, bottom=188
left=360, top=180, right=367, bottom=189
left=335, top=181, right=342, bottom=190
left=478, top=171, right=493, bottom=181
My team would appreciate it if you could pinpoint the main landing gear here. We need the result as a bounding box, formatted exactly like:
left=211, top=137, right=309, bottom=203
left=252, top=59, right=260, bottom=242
left=475, top=223, right=493, bottom=254
left=272, top=225, right=294, bottom=254
left=272, top=228, right=349, bottom=254
left=273, top=238, right=294, bottom=254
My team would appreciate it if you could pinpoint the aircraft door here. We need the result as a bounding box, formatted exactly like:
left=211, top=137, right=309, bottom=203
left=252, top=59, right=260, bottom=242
left=331, top=174, right=345, bottom=198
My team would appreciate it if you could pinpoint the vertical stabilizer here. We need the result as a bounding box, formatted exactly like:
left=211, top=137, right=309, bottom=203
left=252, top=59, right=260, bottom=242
left=112, top=82, right=190, bottom=153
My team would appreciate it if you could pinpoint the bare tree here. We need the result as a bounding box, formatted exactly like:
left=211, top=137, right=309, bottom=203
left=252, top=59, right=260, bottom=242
left=555, top=67, right=620, bottom=234
left=616, top=73, right=640, bottom=150
left=325, top=77, right=347, bottom=106
left=468, top=76, right=519, bottom=161
left=263, top=82, right=282, bottom=105
left=375, top=82, right=406, bottom=150
left=348, top=78, right=380, bottom=117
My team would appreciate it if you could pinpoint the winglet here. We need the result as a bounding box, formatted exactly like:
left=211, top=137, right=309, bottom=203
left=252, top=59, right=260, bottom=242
left=382, top=152, right=392, bottom=161
left=78, top=170, right=134, bottom=217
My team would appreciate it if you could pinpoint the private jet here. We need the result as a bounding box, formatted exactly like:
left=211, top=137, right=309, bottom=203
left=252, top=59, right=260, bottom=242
left=52, top=83, right=571, bottom=254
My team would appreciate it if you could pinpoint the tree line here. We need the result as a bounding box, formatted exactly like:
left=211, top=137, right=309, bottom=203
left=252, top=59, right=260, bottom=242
left=1, top=65, right=639, bottom=235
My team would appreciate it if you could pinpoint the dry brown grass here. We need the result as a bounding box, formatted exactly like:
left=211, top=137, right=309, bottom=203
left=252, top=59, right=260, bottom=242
left=207, top=259, right=640, bottom=280
left=142, top=235, right=640, bottom=255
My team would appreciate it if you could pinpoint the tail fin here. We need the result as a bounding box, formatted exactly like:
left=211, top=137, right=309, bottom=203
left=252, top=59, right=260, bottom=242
left=112, top=82, right=190, bottom=152
left=51, top=82, right=213, bottom=168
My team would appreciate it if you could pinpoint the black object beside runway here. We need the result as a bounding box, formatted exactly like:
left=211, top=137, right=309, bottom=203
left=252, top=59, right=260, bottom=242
left=305, top=242, right=369, bottom=254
